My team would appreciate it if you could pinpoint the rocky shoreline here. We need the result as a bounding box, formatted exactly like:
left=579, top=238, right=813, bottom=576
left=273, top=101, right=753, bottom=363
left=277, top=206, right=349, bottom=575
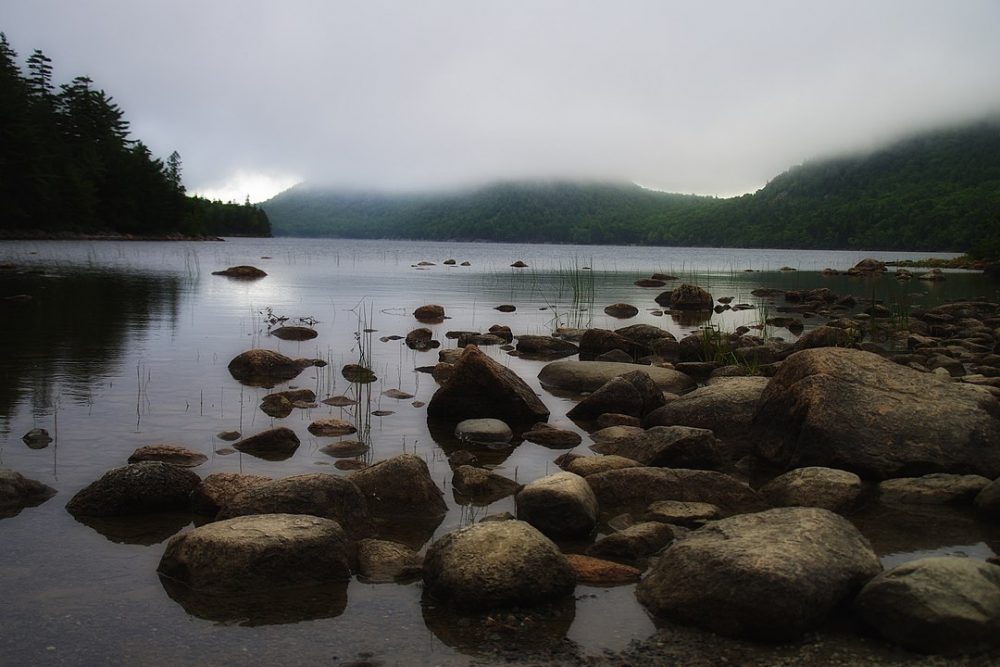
left=4, top=256, right=1000, bottom=663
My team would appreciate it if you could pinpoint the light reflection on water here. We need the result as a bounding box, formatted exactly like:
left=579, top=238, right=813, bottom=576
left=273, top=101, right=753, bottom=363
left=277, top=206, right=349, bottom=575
left=0, top=238, right=997, bottom=664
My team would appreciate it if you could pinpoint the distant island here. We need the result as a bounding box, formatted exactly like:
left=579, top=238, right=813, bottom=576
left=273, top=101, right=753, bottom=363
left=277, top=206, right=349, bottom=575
left=263, top=119, right=1000, bottom=258
left=0, top=33, right=270, bottom=239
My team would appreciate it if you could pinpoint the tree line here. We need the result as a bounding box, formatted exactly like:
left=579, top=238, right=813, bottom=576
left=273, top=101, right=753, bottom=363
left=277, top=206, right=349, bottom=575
left=0, top=33, right=270, bottom=238
left=263, top=120, right=1000, bottom=257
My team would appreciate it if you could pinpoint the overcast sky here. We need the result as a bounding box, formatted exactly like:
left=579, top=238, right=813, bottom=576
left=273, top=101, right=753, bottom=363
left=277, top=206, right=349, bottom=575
left=3, top=1, right=1000, bottom=202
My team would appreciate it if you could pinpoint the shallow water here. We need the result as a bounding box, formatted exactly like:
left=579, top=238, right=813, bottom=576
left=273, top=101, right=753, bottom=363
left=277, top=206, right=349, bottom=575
left=1, top=238, right=998, bottom=665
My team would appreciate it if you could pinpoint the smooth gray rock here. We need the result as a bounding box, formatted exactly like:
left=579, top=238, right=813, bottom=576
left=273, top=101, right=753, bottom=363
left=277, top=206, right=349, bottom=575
left=637, top=507, right=881, bottom=641
left=158, top=513, right=352, bottom=593
left=454, top=418, right=513, bottom=445
left=754, top=348, right=1000, bottom=480
left=515, top=472, right=598, bottom=539
left=422, top=520, right=575, bottom=609
left=855, top=557, right=1000, bottom=654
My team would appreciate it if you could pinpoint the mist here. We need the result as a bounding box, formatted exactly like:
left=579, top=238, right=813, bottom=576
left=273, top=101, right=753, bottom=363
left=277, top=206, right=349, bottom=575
left=3, top=0, right=999, bottom=201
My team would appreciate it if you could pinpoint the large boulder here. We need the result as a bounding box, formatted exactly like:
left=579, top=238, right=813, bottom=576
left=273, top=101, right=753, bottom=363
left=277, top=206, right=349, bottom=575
left=754, top=348, right=1000, bottom=480
left=855, top=557, right=1000, bottom=654
left=515, top=472, right=598, bottom=539
left=0, top=468, right=57, bottom=517
left=217, top=473, right=374, bottom=540
left=643, top=377, right=768, bottom=456
left=590, top=425, right=723, bottom=469
left=422, top=520, right=575, bottom=609
left=759, top=466, right=863, bottom=514
left=233, top=427, right=300, bottom=461
left=158, top=513, right=351, bottom=593
left=538, top=360, right=695, bottom=395
left=66, top=462, right=200, bottom=518
left=227, top=349, right=319, bottom=386
left=349, top=454, right=447, bottom=518
left=636, top=507, right=882, bottom=641
left=427, top=345, right=549, bottom=426
left=670, top=284, right=714, bottom=310
left=586, top=466, right=768, bottom=517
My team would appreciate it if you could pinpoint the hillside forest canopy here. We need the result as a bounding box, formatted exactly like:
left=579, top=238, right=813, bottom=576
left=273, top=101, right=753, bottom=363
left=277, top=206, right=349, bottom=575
left=263, top=120, right=1000, bottom=258
left=0, top=33, right=270, bottom=238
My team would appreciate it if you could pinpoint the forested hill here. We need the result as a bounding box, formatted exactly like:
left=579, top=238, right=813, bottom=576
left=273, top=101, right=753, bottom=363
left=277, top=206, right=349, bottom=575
left=263, top=119, right=1000, bottom=254
left=0, top=33, right=270, bottom=239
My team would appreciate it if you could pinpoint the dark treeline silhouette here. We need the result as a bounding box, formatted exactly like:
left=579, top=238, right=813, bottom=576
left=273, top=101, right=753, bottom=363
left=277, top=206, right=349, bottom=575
left=0, top=33, right=269, bottom=238
left=264, top=120, right=1000, bottom=257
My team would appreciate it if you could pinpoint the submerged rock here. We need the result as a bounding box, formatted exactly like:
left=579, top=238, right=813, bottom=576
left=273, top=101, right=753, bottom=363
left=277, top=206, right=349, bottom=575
left=66, top=462, right=200, bottom=518
left=233, top=427, right=300, bottom=461
left=423, top=520, right=574, bottom=609
left=637, top=507, right=881, bottom=641
left=158, top=513, right=351, bottom=593
left=127, top=444, right=208, bottom=468
left=0, top=468, right=57, bottom=517
left=211, top=265, right=267, bottom=278
left=565, top=554, right=641, bottom=585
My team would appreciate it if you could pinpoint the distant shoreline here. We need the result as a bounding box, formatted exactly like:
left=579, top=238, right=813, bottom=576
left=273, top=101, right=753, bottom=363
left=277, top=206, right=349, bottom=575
left=0, top=230, right=231, bottom=242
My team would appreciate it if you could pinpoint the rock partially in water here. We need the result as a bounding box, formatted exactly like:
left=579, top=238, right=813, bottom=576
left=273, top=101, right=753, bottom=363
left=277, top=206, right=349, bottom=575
left=211, top=265, right=267, bottom=279
left=341, top=364, right=377, bottom=383
left=454, top=418, right=513, bottom=445
left=453, top=465, right=521, bottom=505
left=233, top=427, right=300, bottom=461
left=190, top=472, right=271, bottom=516
left=0, top=468, right=57, bottom=518
left=260, top=388, right=316, bottom=418
left=637, top=507, right=881, bottom=641
left=216, top=430, right=241, bottom=441
left=356, top=538, right=423, bottom=583
left=514, top=335, right=579, bottom=360
left=21, top=428, right=52, bottom=449
left=974, top=477, right=1000, bottom=517
left=538, top=360, right=695, bottom=395
left=849, top=258, right=887, bottom=274
left=878, top=473, right=991, bottom=505
left=350, top=454, right=447, bottom=518
left=587, top=466, right=768, bottom=517
left=521, top=423, right=582, bottom=449
left=319, top=440, right=369, bottom=458
left=66, top=462, right=200, bottom=518
left=759, top=466, right=863, bottom=514
left=604, top=303, right=639, bottom=319
left=270, top=325, right=317, bottom=341
left=406, top=327, right=439, bottom=351
left=217, top=473, right=374, bottom=540
left=423, top=520, right=574, bottom=609
left=669, top=284, right=714, bottom=310
left=414, top=304, right=446, bottom=322
left=307, top=418, right=358, bottom=437
left=227, top=349, right=319, bottom=386
left=755, top=347, right=1000, bottom=480
left=587, top=521, right=675, bottom=562
left=515, top=472, right=597, bottom=539
left=855, top=556, right=1000, bottom=654
left=427, top=345, right=550, bottom=426
left=158, top=513, right=351, bottom=593
left=128, top=444, right=208, bottom=468
left=578, top=328, right=648, bottom=361
left=567, top=370, right=666, bottom=422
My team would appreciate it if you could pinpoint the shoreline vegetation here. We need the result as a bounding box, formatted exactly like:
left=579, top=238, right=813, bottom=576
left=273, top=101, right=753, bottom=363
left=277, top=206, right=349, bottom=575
left=0, top=33, right=270, bottom=240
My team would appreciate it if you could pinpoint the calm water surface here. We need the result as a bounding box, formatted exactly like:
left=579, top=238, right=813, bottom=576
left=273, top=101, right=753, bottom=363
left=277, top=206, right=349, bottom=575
left=1, top=238, right=998, bottom=665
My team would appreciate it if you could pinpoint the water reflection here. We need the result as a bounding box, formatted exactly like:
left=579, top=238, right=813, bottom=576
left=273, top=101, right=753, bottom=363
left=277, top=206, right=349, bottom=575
left=0, top=269, right=184, bottom=424
left=421, top=596, right=576, bottom=655
left=74, top=512, right=195, bottom=545
left=161, top=578, right=349, bottom=626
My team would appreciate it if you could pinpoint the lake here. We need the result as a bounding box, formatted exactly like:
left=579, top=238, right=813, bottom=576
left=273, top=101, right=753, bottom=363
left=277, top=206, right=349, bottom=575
left=1, top=238, right=998, bottom=665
